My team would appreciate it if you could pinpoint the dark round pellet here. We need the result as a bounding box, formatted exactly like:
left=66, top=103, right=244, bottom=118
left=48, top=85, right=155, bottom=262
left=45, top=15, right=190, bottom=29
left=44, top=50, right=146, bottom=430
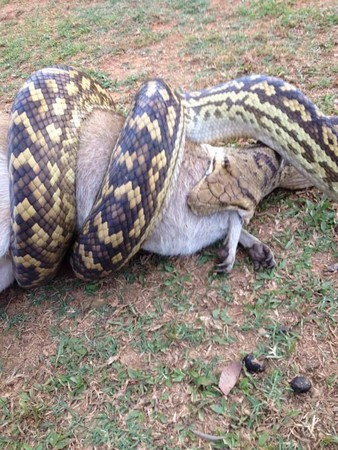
left=243, top=354, right=265, bottom=373
left=290, top=376, right=312, bottom=394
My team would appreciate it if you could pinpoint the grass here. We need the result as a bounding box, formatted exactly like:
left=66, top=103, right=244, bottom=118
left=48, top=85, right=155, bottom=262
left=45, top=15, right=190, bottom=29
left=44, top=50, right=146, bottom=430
left=0, top=0, right=338, bottom=449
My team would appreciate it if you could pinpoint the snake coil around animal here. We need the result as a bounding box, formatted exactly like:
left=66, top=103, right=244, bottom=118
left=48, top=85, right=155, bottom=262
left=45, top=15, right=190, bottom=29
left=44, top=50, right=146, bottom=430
left=8, top=66, right=338, bottom=287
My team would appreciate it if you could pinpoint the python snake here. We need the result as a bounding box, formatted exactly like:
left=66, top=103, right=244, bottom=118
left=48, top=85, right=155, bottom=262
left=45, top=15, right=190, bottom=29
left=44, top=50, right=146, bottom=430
left=9, top=66, right=185, bottom=286
left=8, top=66, right=338, bottom=287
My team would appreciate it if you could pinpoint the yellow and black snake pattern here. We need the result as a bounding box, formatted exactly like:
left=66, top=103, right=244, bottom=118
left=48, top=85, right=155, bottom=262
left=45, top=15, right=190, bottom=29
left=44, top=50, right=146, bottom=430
left=9, top=66, right=184, bottom=286
left=181, top=76, right=338, bottom=199
left=8, top=66, right=338, bottom=287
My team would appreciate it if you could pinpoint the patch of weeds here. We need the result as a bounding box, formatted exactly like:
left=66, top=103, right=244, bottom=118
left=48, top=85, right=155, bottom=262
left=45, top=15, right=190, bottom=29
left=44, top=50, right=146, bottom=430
left=321, top=435, right=338, bottom=447
left=266, top=194, right=336, bottom=256
left=258, top=189, right=294, bottom=212
left=1, top=35, right=33, bottom=67
left=0, top=396, right=11, bottom=420
left=134, top=328, right=171, bottom=353
left=86, top=364, right=194, bottom=448
left=257, top=368, right=285, bottom=407
left=38, top=330, right=119, bottom=399
left=130, top=315, right=206, bottom=353
left=84, top=281, right=101, bottom=296
left=88, top=406, right=154, bottom=448
left=314, top=291, right=338, bottom=323
left=57, top=40, right=86, bottom=59
left=91, top=302, right=117, bottom=318
left=231, top=377, right=270, bottom=430
left=212, top=332, right=236, bottom=346
left=0, top=80, right=20, bottom=100
left=197, top=247, right=218, bottom=266
left=165, top=321, right=206, bottom=345
left=209, top=396, right=228, bottom=416
left=162, top=268, right=192, bottom=311
left=216, top=282, right=234, bottom=303
left=120, top=265, right=147, bottom=285
left=76, top=2, right=119, bottom=30
left=183, top=31, right=231, bottom=68
left=186, top=357, right=220, bottom=396
left=238, top=0, right=294, bottom=20
left=212, top=308, right=232, bottom=325
left=326, top=374, right=338, bottom=388
left=302, top=198, right=335, bottom=232
left=57, top=18, right=91, bottom=40
left=280, top=5, right=338, bottom=29
left=0, top=311, right=28, bottom=331
left=85, top=68, right=118, bottom=89
left=317, top=93, right=338, bottom=115
left=122, top=71, right=150, bottom=88
left=133, top=30, right=167, bottom=49
left=192, top=67, right=219, bottom=84
left=1, top=389, right=55, bottom=446
left=267, top=324, right=299, bottom=356
left=51, top=329, right=119, bottom=369
left=211, top=307, right=236, bottom=344
left=27, top=278, right=82, bottom=317
left=242, top=262, right=336, bottom=336
left=258, top=336, right=297, bottom=363
left=44, top=431, right=74, bottom=450
left=185, top=32, right=225, bottom=54
left=169, top=0, right=209, bottom=17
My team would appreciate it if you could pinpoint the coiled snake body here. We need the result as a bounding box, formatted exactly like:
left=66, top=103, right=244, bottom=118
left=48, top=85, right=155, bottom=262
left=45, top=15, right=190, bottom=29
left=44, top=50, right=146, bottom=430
left=8, top=66, right=338, bottom=287
left=9, top=67, right=184, bottom=286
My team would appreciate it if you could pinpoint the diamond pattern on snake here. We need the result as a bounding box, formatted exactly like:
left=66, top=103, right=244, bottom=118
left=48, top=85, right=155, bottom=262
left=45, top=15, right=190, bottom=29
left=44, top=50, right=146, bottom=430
left=0, top=66, right=337, bottom=292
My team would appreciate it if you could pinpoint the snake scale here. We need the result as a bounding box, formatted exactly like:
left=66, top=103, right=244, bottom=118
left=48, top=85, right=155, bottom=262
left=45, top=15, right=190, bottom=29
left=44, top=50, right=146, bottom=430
left=7, top=66, right=338, bottom=288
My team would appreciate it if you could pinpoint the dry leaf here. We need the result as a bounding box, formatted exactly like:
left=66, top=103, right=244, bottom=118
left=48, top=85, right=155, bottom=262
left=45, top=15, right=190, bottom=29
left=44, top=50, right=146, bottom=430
left=218, top=360, right=242, bottom=396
